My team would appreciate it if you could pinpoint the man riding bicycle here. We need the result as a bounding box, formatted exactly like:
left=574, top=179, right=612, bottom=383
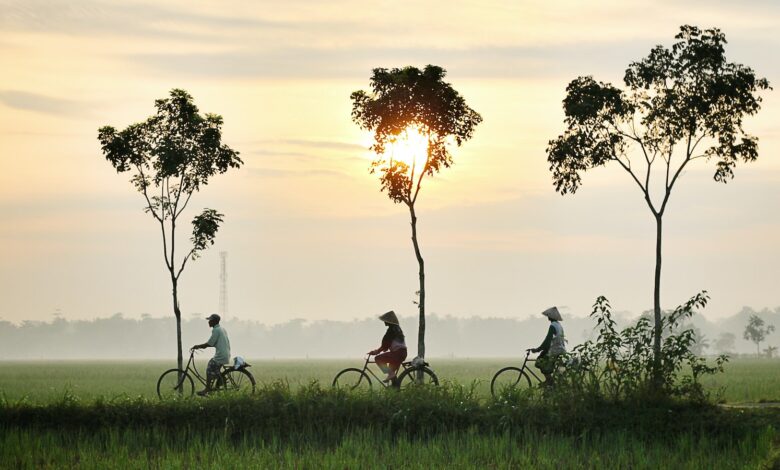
left=191, top=313, right=230, bottom=396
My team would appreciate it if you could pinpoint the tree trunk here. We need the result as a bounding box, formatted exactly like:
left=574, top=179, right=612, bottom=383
left=408, top=204, right=426, bottom=360
left=172, top=278, right=183, bottom=375
left=652, top=214, right=663, bottom=385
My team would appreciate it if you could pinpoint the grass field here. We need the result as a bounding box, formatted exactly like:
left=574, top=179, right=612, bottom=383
left=0, top=357, right=778, bottom=404
left=2, top=358, right=779, bottom=469
left=3, top=427, right=775, bottom=469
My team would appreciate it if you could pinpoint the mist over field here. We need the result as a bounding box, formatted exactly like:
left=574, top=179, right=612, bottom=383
left=2, top=306, right=777, bottom=359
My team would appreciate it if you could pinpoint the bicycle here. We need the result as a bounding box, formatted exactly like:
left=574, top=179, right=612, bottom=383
left=332, top=354, right=439, bottom=390
left=156, top=349, right=256, bottom=399
left=490, top=349, right=547, bottom=398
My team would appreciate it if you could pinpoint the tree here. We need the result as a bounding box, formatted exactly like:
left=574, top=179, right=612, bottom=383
left=743, top=314, right=775, bottom=355
left=98, top=89, right=242, bottom=374
left=351, top=65, right=482, bottom=360
left=546, top=25, right=769, bottom=382
left=764, top=346, right=778, bottom=359
left=714, top=332, right=736, bottom=355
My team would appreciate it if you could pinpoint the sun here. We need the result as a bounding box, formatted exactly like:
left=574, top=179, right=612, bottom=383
left=386, top=126, right=429, bottom=169
left=361, top=126, right=430, bottom=170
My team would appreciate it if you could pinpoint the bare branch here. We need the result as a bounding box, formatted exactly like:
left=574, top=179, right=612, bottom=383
left=175, top=187, right=195, bottom=219
left=176, top=249, right=195, bottom=280
left=136, top=164, right=161, bottom=223
left=613, top=156, right=658, bottom=215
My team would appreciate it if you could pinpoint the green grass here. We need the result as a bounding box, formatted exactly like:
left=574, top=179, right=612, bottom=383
left=2, top=382, right=779, bottom=469
left=2, top=358, right=779, bottom=468
left=0, top=357, right=778, bottom=404
left=1, top=426, right=775, bottom=469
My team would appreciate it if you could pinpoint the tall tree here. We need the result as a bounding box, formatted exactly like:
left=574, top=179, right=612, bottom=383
left=743, top=314, right=775, bottom=355
left=351, top=65, right=482, bottom=360
left=546, top=25, right=769, bottom=382
left=98, top=89, right=242, bottom=374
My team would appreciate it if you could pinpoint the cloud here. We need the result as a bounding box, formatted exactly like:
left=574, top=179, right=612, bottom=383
left=0, top=90, right=91, bottom=117
left=277, top=139, right=364, bottom=151
left=0, top=0, right=364, bottom=42
left=129, top=42, right=651, bottom=80
left=247, top=167, right=349, bottom=179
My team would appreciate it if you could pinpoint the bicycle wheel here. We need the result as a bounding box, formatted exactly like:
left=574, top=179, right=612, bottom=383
left=218, top=368, right=256, bottom=395
left=490, top=367, right=532, bottom=398
left=332, top=368, right=372, bottom=391
left=157, top=369, right=194, bottom=399
left=397, top=366, right=439, bottom=388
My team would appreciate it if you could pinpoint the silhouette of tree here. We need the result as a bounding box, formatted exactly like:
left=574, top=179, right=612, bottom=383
left=98, top=89, right=242, bottom=373
left=546, top=25, right=770, bottom=383
left=351, top=65, right=482, bottom=360
left=743, top=314, right=775, bottom=355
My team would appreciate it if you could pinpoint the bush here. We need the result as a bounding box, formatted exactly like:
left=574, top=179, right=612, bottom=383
left=555, top=292, right=728, bottom=403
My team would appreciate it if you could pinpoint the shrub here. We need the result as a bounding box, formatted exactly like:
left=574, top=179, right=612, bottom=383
left=556, top=291, right=728, bottom=403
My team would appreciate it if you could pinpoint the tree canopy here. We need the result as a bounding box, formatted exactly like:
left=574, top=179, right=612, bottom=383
left=351, top=65, right=482, bottom=205
left=548, top=25, right=770, bottom=202
left=98, top=89, right=242, bottom=275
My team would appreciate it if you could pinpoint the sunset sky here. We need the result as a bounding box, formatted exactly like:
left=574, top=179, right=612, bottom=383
left=1, top=0, right=778, bottom=327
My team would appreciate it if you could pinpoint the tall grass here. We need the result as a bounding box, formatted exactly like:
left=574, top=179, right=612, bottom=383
left=2, top=382, right=777, bottom=439
left=1, top=426, right=774, bottom=469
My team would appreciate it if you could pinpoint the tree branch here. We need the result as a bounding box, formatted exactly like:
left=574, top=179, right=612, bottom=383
left=176, top=248, right=195, bottom=280
left=175, top=188, right=194, bottom=219
left=135, top=164, right=171, bottom=271
left=613, top=156, right=657, bottom=215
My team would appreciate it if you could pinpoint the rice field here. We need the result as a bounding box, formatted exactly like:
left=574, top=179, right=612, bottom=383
left=1, top=358, right=779, bottom=469
left=0, top=357, right=778, bottom=404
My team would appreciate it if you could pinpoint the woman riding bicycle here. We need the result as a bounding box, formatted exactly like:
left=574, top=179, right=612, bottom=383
left=531, top=306, right=566, bottom=385
left=367, top=311, right=407, bottom=387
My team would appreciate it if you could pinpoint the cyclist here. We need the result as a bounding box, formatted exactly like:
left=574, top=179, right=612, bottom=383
left=367, top=311, right=407, bottom=387
left=191, top=313, right=231, bottom=396
left=530, top=306, right=566, bottom=385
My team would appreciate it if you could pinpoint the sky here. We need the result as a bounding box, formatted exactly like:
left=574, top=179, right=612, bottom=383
left=0, top=0, right=778, bottom=327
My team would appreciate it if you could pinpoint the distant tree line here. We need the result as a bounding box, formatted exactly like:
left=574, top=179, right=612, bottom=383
left=0, top=306, right=776, bottom=360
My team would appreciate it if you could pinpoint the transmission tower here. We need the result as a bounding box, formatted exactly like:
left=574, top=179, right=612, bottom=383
left=219, top=251, right=228, bottom=318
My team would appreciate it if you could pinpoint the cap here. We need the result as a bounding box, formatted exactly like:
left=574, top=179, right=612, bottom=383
left=206, top=313, right=221, bottom=322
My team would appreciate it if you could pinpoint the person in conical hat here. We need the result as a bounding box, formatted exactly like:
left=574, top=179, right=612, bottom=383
left=530, top=306, right=566, bottom=385
left=368, top=310, right=407, bottom=387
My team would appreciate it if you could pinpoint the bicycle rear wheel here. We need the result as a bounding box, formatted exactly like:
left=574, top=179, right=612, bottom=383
left=490, top=366, right=532, bottom=398
left=218, top=368, right=256, bottom=395
left=157, top=369, right=194, bottom=400
left=397, top=366, right=439, bottom=388
left=332, top=368, right=372, bottom=391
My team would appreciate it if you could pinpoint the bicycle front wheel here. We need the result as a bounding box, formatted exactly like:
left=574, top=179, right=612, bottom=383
left=332, top=368, right=372, bottom=391
left=218, top=368, right=256, bottom=395
left=397, top=367, right=439, bottom=388
left=157, top=369, right=194, bottom=400
left=490, top=367, right=532, bottom=398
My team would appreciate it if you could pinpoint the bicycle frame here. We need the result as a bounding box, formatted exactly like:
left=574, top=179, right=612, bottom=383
left=519, top=350, right=544, bottom=384
left=359, top=354, right=411, bottom=387
left=177, top=350, right=227, bottom=388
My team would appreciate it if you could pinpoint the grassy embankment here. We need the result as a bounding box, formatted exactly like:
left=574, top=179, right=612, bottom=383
left=1, top=359, right=779, bottom=468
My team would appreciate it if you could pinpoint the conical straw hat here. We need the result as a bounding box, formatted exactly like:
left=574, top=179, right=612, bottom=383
left=378, top=310, right=400, bottom=325
left=541, top=306, right=563, bottom=321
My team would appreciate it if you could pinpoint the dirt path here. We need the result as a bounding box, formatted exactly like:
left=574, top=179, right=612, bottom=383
left=719, top=402, right=780, bottom=409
